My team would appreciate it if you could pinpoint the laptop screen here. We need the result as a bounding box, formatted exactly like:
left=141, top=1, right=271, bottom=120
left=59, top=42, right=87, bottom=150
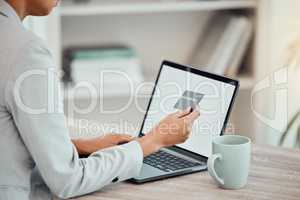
left=141, top=63, right=237, bottom=157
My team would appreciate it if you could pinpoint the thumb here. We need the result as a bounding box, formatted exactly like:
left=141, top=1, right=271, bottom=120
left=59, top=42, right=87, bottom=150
left=184, top=109, right=200, bottom=123
left=174, top=107, right=192, bottom=118
left=117, top=134, right=134, bottom=144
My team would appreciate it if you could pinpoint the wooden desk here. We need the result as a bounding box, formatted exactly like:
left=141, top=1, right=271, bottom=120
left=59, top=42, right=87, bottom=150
left=73, top=145, right=300, bottom=200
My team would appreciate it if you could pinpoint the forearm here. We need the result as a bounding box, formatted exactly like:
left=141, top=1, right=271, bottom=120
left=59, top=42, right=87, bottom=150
left=72, top=138, right=90, bottom=156
left=52, top=141, right=143, bottom=199
left=136, top=132, right=163, bottom=157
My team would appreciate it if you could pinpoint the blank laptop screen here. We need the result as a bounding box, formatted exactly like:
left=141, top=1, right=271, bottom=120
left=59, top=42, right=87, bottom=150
left=141, top=64, right=236, bottom=157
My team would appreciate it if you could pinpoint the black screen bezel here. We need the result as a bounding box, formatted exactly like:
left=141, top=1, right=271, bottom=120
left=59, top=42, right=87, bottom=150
left=139, top=60, right=239, bottom=160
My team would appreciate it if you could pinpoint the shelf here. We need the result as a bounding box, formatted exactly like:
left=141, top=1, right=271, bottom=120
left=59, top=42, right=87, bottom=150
left=60, top=0, right=257, bottom=16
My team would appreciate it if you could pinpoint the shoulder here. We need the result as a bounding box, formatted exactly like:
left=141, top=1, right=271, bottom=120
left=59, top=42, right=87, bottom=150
left=0, top=20, right=55, bottom=101
left=0, top=17, right=51, bottom=62
left=4, top=31, right=60, bottom=112
left=6, top=19, right=54, bottom=63
left=0, top=18, right=56, bottom=107
left=10, top=30, right=55, bottom=79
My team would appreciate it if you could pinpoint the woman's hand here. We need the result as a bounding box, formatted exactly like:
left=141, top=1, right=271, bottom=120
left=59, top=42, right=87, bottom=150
left=137, top=107, right=200, bottom=157
left=72, top=133, right=135, bottom=156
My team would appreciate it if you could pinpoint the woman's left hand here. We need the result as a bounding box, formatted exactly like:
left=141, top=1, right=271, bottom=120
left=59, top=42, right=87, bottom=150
left=72, top=133, right=135, bottom=156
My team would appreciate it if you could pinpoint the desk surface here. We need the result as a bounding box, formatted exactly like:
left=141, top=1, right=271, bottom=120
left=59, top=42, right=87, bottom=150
left=73, top=145, right=300, bottom=200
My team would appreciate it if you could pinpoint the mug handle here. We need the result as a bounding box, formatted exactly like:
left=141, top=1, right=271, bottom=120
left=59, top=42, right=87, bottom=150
left=207, top=154, right=225, bottom=186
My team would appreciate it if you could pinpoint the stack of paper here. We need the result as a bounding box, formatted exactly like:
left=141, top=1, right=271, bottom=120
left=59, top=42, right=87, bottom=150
left=63, top=46, right=144, bottom=97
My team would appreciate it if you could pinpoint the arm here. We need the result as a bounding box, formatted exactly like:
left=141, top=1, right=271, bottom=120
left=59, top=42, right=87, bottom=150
left=6, top=37, right=199, bottom=199
left=72, top=107, right=200, bottom=158
left=5, top=38, right=144, bottom=199
left=138, top=107, right=200, bottom=156
left=72, top=134, right=134, bottom=156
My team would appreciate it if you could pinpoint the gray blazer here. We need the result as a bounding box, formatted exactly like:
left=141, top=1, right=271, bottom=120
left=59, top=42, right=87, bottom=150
left=0, top=1, right=143, bottom=199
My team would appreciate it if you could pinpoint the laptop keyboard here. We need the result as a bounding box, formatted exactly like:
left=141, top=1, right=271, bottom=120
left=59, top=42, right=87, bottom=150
left=144, top=150, right=202, bottom=172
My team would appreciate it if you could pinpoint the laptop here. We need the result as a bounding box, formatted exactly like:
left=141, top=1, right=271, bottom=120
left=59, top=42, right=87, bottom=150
left=130, top=60, right=239, bottom=183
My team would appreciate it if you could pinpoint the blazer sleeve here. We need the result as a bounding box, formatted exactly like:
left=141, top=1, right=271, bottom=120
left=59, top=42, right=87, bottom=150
left=5, top=37, right=143, bottom=199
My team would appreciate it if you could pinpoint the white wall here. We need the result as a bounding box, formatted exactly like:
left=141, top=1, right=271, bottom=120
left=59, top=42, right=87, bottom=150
left=254, top=0, right=300, bottom=146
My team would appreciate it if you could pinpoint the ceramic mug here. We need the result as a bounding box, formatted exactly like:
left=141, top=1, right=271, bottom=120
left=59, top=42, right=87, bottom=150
left=207, top=135, right=251, bottom=189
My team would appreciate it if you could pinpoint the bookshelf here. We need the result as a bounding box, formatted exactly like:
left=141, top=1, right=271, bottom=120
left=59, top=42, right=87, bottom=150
left=44, top=0, right=258, bottom=97
left=27, top=0, right=266, bottom=140
left=60, top=0, right=257, bottom=16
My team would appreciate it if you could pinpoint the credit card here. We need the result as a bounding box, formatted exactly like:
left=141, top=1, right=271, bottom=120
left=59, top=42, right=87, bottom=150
left=174, top=90, right=204, bottom=110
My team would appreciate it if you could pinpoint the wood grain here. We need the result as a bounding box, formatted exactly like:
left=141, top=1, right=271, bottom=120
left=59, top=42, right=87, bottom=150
left=71, top=145, right=300, bottom=200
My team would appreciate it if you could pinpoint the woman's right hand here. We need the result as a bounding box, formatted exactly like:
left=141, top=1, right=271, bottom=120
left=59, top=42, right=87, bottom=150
left=137, top=107, right=200, bottom=157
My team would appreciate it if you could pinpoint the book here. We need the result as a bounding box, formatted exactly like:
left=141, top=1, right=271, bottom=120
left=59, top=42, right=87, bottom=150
left=190, top=13, right=231, bottom=71
left=226, top=18, right=253, bottom=77
left=190, top=14, right=253, bottom=77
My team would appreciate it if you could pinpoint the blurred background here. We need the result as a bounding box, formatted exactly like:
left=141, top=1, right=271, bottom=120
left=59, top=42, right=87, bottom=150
left=24, top=0, right=300, bottom=149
